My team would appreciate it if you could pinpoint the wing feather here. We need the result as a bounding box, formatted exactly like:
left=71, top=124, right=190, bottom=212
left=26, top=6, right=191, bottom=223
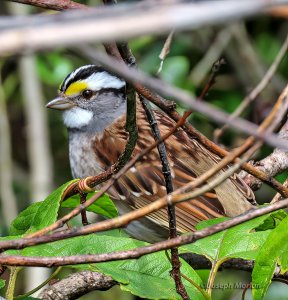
left=93, top=103, right=255, bottom=235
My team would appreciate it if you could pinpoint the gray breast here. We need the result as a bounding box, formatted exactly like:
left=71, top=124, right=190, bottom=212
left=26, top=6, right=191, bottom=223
left=68, top=131, right=103, bottom=179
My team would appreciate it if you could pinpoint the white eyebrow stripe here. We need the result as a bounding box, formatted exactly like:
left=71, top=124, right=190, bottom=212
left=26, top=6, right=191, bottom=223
left=86, top=72, right=125, bottom=91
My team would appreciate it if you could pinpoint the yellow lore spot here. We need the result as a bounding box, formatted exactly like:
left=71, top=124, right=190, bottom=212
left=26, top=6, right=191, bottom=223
left=65, top=82, right=88, bottom=96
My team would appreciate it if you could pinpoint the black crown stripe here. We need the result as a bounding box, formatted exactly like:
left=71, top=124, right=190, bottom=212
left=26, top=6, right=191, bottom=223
left=60, top=65, right=124, bottom=92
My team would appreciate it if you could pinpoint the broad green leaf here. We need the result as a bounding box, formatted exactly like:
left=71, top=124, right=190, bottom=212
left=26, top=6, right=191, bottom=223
left=94, top=254, right=206, bottom=300
left=252, top=216, right=288, bottom=300
left=18, top=233, right=206, bottom=300
left=0, top=278, right=5, bottom=290
left=61, top=192, right=118, bottom=219
left=9, top=202, right=42, bottom=235
left=182, top=214, right=272, bottom=264
left=9, top=180, right=78, bottom=235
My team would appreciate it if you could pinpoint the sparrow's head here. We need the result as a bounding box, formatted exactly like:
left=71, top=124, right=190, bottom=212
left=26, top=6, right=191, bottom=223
left=46, top=65, right=126, bottom=130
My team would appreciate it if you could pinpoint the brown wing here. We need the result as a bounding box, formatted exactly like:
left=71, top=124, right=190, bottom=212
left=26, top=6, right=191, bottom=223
left=93, top=104, right=255, bottom=234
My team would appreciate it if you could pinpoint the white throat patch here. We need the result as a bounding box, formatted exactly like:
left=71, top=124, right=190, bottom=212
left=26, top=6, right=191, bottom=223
left=63, top=107, right=93, bottom=129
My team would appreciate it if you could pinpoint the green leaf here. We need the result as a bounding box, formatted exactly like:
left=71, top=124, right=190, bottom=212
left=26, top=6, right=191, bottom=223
left=182, top=215, right=272, bottom=264
left=9, top=180, right=78, bottom=235
left=61, top=192, right=118, bottom=219
left=9, top=202, right=42, bottom=235
left=252, top=216, right=288, bottom=300
left=19, top=233, right=206, bottom=300
left=94, top=254, right=205, bottom=300
left=0, top=278, right=5, bottom=290
left=255, top=210, right=287, bottom=231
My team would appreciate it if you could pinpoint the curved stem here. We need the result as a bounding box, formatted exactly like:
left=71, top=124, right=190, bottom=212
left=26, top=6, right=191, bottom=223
left=180, top=272, right=210, bottom=300
left=6, top=267, right=20, bottom=300
left=14, top=267, right=62, bottom=299
left=206, top=261, right=221, bottom=296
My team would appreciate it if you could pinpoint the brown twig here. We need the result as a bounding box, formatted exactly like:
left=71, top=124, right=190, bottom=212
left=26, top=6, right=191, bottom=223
left=2, top=198, right=288, bottom=266
left=2, top=0, right=288, bottom=56
left=198, top=57, right=226, bottom=100
left=214, top=33, right=288, bottom=143
left=138, top=92, right=189, bottom=299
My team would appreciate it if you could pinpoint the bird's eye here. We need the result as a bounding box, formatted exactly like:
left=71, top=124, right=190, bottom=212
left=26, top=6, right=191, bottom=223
left=82, top=89, right=93, bottom=99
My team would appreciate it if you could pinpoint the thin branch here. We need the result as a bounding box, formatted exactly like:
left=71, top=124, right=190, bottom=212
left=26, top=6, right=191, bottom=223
left=139, top=94, right=189, bottom=300
left=2, top=198, right=288, bottom=267
left=214, top=33, right=288, bottom=142
left=1, top=1, right=288, bottom=54
left=198, top=57, right=226, bottom=100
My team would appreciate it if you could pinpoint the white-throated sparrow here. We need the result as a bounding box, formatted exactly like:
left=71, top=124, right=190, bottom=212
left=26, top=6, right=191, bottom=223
left=47, top=65, right=256, bottom=243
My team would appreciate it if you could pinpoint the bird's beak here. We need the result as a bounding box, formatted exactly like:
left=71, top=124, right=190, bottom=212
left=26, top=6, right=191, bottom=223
left=46, top=97, right=75, bottom=110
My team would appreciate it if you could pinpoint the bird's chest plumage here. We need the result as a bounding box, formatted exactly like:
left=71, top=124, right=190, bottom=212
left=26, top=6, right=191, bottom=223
left=68, top=132, right=104, bottom=179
